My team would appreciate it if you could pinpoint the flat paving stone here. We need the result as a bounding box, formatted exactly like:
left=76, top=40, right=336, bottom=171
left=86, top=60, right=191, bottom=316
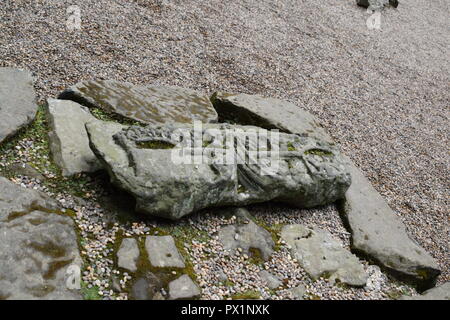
left=145, top=235, right=185, bottom=268
left=117, top=238, right=140, bottom=272
left=168, top=274, right=201, bottom=300
left=281, top=224, right=368, bottom=287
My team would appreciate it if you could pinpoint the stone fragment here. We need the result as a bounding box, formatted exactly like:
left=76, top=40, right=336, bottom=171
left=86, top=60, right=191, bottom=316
left=145, top=235, right=185, bottom=268
left=289, top=285, right=306, bottom=300
left=210, top=92, right=333, bottom=143
left=168, top=275, right=201, bottom=300
left=218, top=208, right=274, bottom=261
left=116, top=238, right=140, bottom=272
left=59, top=79, right=218, bottom=125
left=259, top=270, right=282, bottom=289
left=130, top=272, right=164, bottom=300
left=217, top=270, right=228, bottom=282
left=281, top=224, right=368, bottom=286
left=0, top=67, right=37, bottom=144
left=0, top=176, right=58, bottom=216
left=339, top=157, right=440, bottom=289
left=46, top=98, right=102, bottom=176
left=400, top=282, right=450, bottom=300
left=6, top=162, right=45, bottom=181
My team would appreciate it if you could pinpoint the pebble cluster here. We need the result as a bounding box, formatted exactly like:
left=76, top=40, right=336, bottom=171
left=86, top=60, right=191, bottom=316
left=182, top=210, right=415, bottom=300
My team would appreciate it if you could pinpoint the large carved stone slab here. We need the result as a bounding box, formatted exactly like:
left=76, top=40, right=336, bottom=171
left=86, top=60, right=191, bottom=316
left=86, top=121, right=351, bottom=220
left=59, top=80, right=218, bottom=125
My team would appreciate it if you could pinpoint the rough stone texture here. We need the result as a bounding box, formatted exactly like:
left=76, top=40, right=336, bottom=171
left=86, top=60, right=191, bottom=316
left=225, top=84, right=442, bottom=289
left=218, top=208, right=275, bottom=261
left=0, top=67, right=37, bottom=144
left=168, top=275, right=201, bottom=300
left=84, top=120, right=127, bottom=184
left=0, top=177, right=82, bottom=300
left=86, top=122, right=351, bottom=219
left=281, top=224, right=368, bottom=287
left=211, top=92, right=333, bottom=143
left=116, top=238, right=140, bottom=272
left=46, top=98, right=102, bottom=176
left=145, top=236, right=185, bottom=268
left=0, top=176, right=59, bottom=217
left=339, top=157, right=440, bottom=289
left=259, top=270, right=282, bottom=289
left=130, top=272, right=164, bottom=300
left=59, top=79, right=218, bottom=125
left=400, top=282, right=450, bottom=300
left=289, top=284, right=306, bottom=300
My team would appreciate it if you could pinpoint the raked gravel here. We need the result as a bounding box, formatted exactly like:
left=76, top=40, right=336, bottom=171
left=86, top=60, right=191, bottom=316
left=0, top=0, right=448, bottom=295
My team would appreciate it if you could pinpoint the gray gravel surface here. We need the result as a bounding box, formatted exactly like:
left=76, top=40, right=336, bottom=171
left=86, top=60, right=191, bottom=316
left=1, top=0, right=448, bottom=289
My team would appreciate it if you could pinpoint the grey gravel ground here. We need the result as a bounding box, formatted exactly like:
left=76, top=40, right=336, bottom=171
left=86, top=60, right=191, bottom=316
left=0, top=0, right=448, bottom=297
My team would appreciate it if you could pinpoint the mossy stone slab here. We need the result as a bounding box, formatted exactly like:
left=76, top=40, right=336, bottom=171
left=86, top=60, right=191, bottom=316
left=59, top=80, right=218, bottom=125
left=0, top=68, right=37, bottom=144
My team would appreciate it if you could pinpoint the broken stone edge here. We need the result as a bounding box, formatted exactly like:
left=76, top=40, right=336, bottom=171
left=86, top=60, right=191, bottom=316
left=339, top=212, right=441, bottom=292
left=337, top=168, right=441, bottom=292
left=0, top=68, right=38, bottom=144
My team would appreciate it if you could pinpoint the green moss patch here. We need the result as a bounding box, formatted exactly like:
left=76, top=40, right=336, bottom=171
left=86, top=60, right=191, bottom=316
left=136, top=140, right=175, bottom=149
left=231, top=290, right=261, bottom=300
left=112, top=224, right=203, bottom=300
left=90, top=107, right=142, bottom=126
left=80, top=281, right=102, bottom=300
left=253, top=218, right=284, bottom=252
left=304, top=149, right=333, bottom=156
left=287, top=142, right=296, bottom=151
left=248, top=247, right=265, bottom=266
